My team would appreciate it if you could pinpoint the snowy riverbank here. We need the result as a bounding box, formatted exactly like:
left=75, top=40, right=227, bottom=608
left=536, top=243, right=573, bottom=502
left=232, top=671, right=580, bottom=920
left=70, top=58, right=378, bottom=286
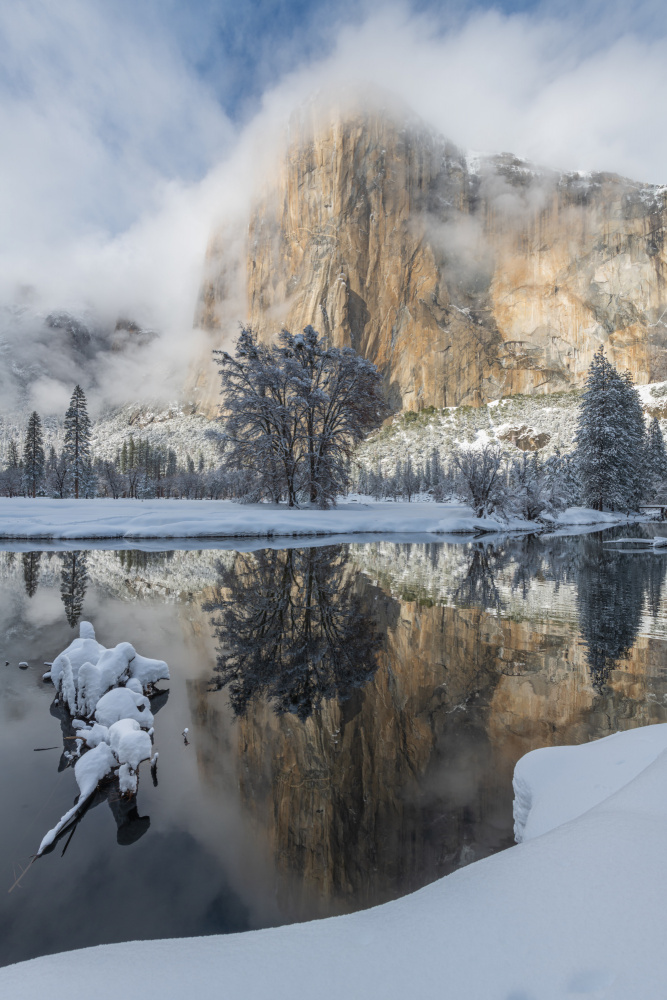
left=0, top=497, right=639, bottom=541
left=2, top=723, right=666, bottom=998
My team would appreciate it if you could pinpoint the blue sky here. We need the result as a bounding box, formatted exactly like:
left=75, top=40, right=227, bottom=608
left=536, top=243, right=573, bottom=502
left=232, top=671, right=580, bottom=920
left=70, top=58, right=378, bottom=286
left=111, top=0, right=667, bottom=123
left=3, top=0, right=667, bottom=241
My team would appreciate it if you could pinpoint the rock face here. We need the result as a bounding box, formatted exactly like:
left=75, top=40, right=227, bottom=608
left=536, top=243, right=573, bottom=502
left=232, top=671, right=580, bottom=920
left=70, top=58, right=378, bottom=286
left=196, top=97, right=667, bottom=411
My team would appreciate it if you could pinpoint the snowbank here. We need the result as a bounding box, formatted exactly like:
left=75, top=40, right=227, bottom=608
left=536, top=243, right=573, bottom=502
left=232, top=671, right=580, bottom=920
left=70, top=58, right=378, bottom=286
left=38, top=622, right=168, bottom=854
left=549, top=506, right=631, bottom=527
left=0, top=498, right=636, bottom=541
left=5, top=724, right=667, bottom=999
left=513, top=724, right=667, bottom=842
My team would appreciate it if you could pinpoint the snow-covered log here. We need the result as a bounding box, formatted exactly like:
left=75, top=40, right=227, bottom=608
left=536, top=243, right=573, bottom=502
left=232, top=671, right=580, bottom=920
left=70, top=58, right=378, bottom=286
left=37, top=621, right=169, bottom=856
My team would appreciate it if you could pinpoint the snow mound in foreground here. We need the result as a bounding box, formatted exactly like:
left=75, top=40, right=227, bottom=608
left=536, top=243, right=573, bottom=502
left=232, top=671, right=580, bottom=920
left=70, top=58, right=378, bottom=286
left=7, top=723, right=667, bottom=1000
left=513, top=724, right=667, bottom=842
left=38, top=622, right=168, bottom=855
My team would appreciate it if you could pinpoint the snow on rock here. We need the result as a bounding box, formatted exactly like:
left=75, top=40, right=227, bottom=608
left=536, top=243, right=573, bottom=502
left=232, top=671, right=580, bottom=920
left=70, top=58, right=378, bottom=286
left=95, top=687, right=154, bottom=729
left=129, top=651, right=170, bottom=688
left=109, top=720, right=152, bottom=795
left=50, top=629, right=105, bottom=694
left=109, top=719, right=152, bottom=769
left=9, top=724, right=667, bottom=999
left=50, top=624, right=168, bottom=717
left=35, top=621, right=168, bottom=856
left=78, top=722, right=110, bottom=749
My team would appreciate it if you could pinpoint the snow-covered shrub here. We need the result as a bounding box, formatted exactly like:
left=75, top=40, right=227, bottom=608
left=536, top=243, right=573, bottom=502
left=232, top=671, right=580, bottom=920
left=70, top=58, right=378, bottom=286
left=452, top=446, right=505, bottom=518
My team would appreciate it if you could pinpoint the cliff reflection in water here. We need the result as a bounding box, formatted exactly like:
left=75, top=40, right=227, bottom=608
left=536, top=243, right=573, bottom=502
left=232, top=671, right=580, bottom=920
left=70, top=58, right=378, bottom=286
left=198, top=530, right=667, bottom=923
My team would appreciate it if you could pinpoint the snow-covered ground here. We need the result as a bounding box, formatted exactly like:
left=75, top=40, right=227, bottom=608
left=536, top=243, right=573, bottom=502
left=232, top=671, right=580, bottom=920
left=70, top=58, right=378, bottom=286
left=0, top=498, right=639, bottom=541
left=3, top=723, right=667, bottom=999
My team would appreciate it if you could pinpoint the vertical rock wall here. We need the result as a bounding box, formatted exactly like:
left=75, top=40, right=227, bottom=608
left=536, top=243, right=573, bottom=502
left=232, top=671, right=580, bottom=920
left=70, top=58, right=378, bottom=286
left=195, top=100, right=667, bottom=412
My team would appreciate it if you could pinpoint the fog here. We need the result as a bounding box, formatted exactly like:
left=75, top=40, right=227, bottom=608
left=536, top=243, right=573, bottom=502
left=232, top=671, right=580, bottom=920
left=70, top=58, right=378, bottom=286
left=2, top=0, right=667, bottom=415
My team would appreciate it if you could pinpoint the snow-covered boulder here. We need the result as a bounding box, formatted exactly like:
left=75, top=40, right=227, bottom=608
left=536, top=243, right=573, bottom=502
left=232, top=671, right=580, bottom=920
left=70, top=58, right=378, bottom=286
left=95, top=687, right=154, bottom=729
left=50, top=622, right=105, bottom=693
left=109, top=719, right=152, bottom=795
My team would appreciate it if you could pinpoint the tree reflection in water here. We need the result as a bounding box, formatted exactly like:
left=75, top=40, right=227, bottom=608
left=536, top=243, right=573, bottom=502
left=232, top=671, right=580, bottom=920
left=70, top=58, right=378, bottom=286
left=575, top=534, right=667, bottom=691
left=60, top=551, right=88, bottom=627
left=453, top=543, right=504, bottom=611
left=22, top=551, right=41, bottom=598
left=205, top=546, right=382, bottom=719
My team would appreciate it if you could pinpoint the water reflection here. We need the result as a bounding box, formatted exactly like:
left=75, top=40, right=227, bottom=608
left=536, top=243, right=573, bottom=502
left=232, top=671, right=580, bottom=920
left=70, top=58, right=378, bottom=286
left=22, top=551, right=40, bottom=597
left=205, top=546, right=382, bottom=719
left=1, top=531, right=667, bottom=958
left=59, top=551, right=88, bottom=627
left=453, top=543, right=504, bottom=610
left=575, top=535, right=667, bottom=690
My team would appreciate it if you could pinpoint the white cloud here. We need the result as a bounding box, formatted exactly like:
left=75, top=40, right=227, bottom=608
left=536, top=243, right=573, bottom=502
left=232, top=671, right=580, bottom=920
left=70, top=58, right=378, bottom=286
left=2, top=0, right=667, bottom=415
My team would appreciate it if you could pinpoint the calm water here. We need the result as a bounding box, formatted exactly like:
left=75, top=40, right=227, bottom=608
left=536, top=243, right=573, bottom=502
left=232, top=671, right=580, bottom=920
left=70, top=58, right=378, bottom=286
left=1, top=526, right=667, bottom=966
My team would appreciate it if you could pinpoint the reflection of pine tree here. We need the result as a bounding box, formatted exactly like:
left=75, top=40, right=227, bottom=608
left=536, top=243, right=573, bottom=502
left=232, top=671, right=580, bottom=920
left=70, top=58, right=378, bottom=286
left=22, top=551, right=41, bottom=597
left=205, top=546, right=381, bottom=719
left=60, top=551, right=89, bottom=627
left=576, top=536, right=666, bottom=690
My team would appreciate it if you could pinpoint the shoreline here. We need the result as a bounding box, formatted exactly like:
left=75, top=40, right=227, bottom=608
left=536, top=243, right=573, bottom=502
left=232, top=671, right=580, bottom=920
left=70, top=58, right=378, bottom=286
left=0, top=498, right=644, bottom=544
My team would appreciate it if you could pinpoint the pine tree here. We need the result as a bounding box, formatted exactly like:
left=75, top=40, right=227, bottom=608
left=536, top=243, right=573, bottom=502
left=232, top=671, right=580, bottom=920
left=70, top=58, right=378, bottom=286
left=619, top=370, right=646, bottom=509
left=7, top=439, right=19, bottom=468
left=3, top=438, right=23, bottom=496
left=22, top=411, right=45, bottom=497
left=643, top=416, right=667, bottom=497
left=575, top=348, right=644, bottom=511
left=63, top=385, right=92, bottom=499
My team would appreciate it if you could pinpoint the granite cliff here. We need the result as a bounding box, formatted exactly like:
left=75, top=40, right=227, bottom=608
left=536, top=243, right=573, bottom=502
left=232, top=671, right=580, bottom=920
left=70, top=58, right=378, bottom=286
left=195, top=97, right=667, bottom=412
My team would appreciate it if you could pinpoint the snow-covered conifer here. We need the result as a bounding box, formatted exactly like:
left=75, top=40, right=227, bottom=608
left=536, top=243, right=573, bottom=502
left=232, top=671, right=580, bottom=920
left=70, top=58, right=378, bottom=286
left=22, top=411, right=45, bottom=497
left=63, top=385, right=92, bottom=499
left=575, top=348, right=644, bottom=511
left=619, top=370, right=646, bottom=509
left=2, top=438, right=23, bottom=496
left=643, top=416, right=667, bottom=498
